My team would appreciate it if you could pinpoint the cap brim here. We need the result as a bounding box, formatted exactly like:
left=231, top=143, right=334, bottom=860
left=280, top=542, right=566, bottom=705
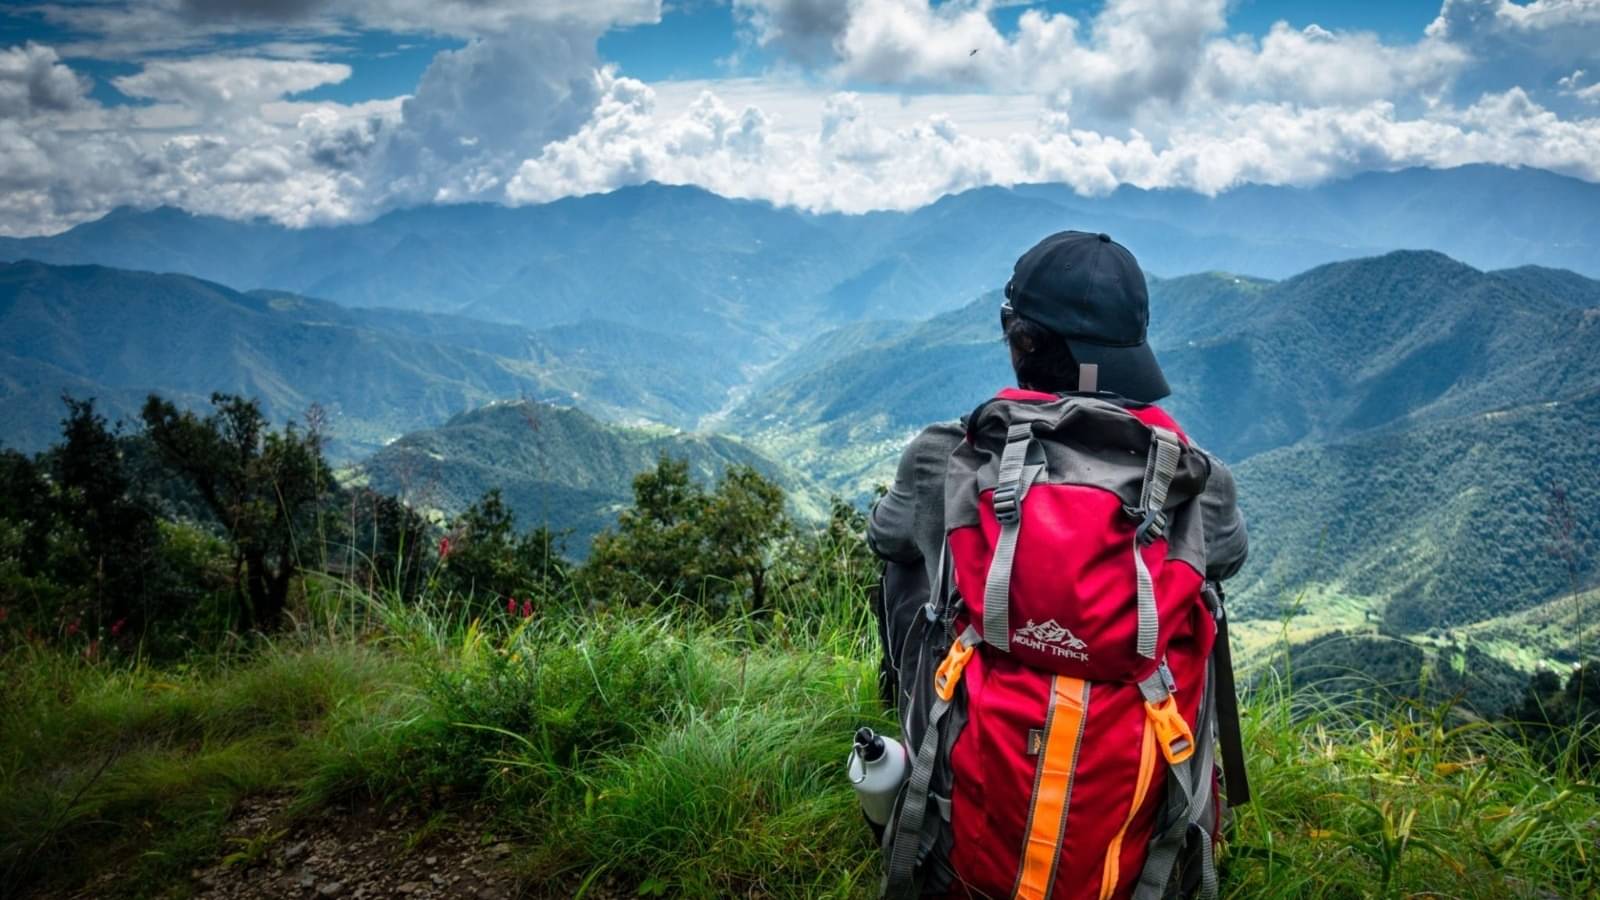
left=1064, top=337, right=1170, bottom=403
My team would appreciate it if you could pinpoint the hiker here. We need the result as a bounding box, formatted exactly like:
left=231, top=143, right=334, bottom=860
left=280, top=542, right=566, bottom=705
left=861, top=231, right=1249, bottom=899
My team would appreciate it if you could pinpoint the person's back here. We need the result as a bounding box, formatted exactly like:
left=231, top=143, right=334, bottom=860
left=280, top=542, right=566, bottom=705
left=861, top=232, right=1248, bottom=900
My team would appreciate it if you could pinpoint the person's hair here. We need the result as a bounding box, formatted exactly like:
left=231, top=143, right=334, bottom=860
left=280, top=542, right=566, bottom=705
left=1004, top=315, right=1078, bottom=392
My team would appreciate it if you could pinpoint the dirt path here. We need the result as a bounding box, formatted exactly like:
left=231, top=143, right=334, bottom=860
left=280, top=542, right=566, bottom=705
left=209, top=799, right=509, bottom=900
left=54, top=795, right=522, bottom=900
left=29, top=786, right=651, bottom=900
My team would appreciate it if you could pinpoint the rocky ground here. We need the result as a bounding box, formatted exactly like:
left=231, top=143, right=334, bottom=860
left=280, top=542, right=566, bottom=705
left=50, top=795, right=550, bottom=900
left=195, top=796, right=516, bottom=900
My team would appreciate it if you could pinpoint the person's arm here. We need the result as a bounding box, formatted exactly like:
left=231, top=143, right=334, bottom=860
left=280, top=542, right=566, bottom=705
left=868, top=424, right=962, bottom=566
left=1196, top=448, right=1249, bottom=582
left=868, top=434, right=930, bottom=565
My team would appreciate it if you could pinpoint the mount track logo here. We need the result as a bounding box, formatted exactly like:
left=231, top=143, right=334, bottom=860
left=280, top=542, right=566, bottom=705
left=1012, top=619, right=1089, bottom=662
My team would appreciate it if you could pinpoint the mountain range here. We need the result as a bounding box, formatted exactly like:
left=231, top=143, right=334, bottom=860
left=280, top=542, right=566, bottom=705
left=4, top=166, right=1598, bottom=364
left=0, top=261, right=745, bottom=459
left=2, top=164, right=1597, bottom=673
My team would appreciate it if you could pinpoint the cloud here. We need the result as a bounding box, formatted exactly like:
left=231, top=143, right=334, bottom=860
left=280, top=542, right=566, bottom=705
left=1558, top=68, right=1600, bottom=102
left=0, top=41, right=91, bottom=119
left=112, top=57, right=352, bottom=112
left=31, top=0, right=661, bottom=55
left=0, top=23, right=615, bottom=232
left=732, top=0, right=852, bottom=64
left=1200, top=22, right=1465, bottom=108
left=1426, top=0, right=1600, bottom=92
left=506, top=75, right=1600, bottom=214
left=732, top=0, right=1471, bottom=124
left=1427, top=0, right=1600, bottom=54
left=0, top=46, right=396, bottom=235
left=3, top=0, right=1600, bottom=237
left=372, top=25, right=607, bottom=205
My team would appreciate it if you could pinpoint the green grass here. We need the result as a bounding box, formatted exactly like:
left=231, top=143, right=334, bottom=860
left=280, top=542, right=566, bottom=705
left=2, top=579, right=1596, bottom=899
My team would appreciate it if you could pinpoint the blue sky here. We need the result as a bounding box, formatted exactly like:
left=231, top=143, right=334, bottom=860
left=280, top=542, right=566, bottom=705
left=0, top=1, right=1596, bottom=235
left=2, top=1, right=1452, bottom=105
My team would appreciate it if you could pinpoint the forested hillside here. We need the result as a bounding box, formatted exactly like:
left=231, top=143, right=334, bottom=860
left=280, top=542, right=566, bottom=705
left=1231, top=389, right=1600, bottom=631
left=1157, top=251, right=1600, bottom=460
left=0, top=261, right=745, bottom=458
left=356, top=399, right=822, bottom=550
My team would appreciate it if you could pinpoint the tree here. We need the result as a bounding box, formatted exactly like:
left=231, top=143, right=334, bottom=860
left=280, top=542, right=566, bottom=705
left=141, top=393, right=330, bottom=631
left=335, top=487, right=433, bottom=601
left=583, top=457, right=790, bottom=612
left=0, top=447, right=51, bottom=578
left=439, top=489, right=571, bottom=615
left=1505, top=659, right=1600, bottom=771
left=701, top=466, right=788, bottom=612
left=48, top=397, right=165, bottom=635
left=775, top=495, right=878, bottom=598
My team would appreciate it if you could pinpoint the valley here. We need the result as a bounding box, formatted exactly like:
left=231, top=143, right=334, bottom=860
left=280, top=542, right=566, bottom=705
left=3, top=165, right=1597, bottom=688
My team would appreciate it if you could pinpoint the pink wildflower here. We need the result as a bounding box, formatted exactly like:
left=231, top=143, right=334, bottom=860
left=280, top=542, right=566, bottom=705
left=506, top=597, right=517, bottom=615
left=438, top=536, right=452, bottom=560
left=521, top=599, right=533, bottom=618
left=110, top=618, right=127, bottom=637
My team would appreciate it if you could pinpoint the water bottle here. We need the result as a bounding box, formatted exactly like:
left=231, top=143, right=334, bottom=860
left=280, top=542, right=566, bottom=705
left=848, top=726, right=909, bottom=825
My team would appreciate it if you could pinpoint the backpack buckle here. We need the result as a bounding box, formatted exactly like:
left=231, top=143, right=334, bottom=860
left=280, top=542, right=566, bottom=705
left=993, top=484, right=1020, bottom=524
left=934, top=637, right=977, bottom=702
left=1134, top=506, right=1167, bottom=544
left=1144, top=695, right=1195, bottom=765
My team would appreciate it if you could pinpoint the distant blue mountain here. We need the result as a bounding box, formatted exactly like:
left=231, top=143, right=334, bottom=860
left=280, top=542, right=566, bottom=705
left=0, top=261, right=745, bottom=459
left=3, top=166, right=1596, bottom=360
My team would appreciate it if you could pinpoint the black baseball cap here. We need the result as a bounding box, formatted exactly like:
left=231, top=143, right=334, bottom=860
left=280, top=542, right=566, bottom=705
left=1003, top=230, right=1170, bottom=403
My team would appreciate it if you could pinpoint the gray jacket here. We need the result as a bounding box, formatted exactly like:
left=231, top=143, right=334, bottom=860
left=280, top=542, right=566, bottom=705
left=868, top=420, right=1249, bottom=590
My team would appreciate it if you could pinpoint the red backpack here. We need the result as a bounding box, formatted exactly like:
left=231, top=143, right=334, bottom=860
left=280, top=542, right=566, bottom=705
left=877, top=389, right=1249, bottom=900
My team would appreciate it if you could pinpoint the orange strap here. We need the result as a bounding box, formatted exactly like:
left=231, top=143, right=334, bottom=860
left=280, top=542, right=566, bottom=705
left=1098, top=715, right=1160, bottom=900
left=1014, top=676, right=1090, bottom=900
left=934, top=635, right=977, bottom=702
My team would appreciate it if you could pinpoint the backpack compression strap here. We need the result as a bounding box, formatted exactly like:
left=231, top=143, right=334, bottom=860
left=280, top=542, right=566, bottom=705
left=982, top=422, right=1046, bottom=651
left=884, top=626, right=983, bottom=898
left=1134, top=427, right=1183, bottom=660
left=1134, top=661, right=1219, bottom=900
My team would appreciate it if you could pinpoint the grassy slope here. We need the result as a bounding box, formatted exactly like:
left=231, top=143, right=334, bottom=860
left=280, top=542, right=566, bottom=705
left=3, top=578, right=1597, bottom=899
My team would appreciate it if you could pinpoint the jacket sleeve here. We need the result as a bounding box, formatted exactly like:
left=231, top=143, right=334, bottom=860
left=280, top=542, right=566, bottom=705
left=867, top=424, right=960, bottom=566
left=868, top=433, right=929, bottom=565
left=1197, top=449, right=1249, bottom=582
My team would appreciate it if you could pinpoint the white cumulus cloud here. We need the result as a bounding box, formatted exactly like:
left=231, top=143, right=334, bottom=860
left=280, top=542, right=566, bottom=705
left=506, top=75, right=1600, bottom=213
left=2, top=0, right=1599, bottom=236
left=0, top=42, right=92, bottom=119
left=112, top=57, right=352, bottom=112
